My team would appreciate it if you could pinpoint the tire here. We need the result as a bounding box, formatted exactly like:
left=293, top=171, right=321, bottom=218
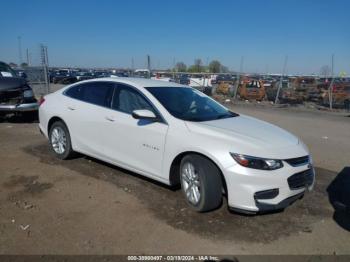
left=180, top=154, right=223, bottom=212
left=49, top=121, right=75, bottom=160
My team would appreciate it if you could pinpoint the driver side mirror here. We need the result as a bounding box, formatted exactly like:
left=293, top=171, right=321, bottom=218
left=132, top=109, right=159, bottom=121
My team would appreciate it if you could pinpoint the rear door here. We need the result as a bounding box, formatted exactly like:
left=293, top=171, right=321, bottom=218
left=62, top=81, right=114, bottom=156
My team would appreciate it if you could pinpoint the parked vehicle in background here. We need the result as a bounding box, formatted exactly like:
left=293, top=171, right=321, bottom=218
left=151, top=73, right=175, bottom=82
left=74, top=71, right=95, bottom=82
left=110, top=71, right=129, bottom=77
left=93, top=71, right=111, bottom=78
left=239, top=79, right=265, bottom=101
left=39, top=78, right=314, bottom=214
left=175, top=74, right=190, bottom=85
left=215, top=74, right=234, bottom=84
left=216, top=81, right=235, bottom=96
left=14, top=69, right=28, bottom=79
left=0, top=61, right=38, bottom=117
left=189, top=75, right=212, bottom=87
left=134, top=69, right=150, bottom=78
left=322, top=84, right=350, bottom=110
left=51, top=69, right=73, bottom=84
left=265, top=79, right=289, bottom=102
left=288, top=77, right=317, bottom=102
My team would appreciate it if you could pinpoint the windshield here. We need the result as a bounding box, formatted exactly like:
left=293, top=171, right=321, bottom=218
left=0, top=63, right=17, bottom=77
left=146, top=86, right=238, bottom=122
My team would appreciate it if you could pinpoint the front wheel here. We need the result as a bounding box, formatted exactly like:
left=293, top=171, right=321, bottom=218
left=180, top=154, right=223, bottom=212
left=49, top=121, right=75, bottom=159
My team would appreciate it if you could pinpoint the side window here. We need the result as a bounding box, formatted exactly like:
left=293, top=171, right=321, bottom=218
left=112, top=84, right=154, bottom=114
left=66, top=82, right=114, bottom=107
left=81, top=82, right=114, bottom=107
left=65, top=84, right=84, bottom=99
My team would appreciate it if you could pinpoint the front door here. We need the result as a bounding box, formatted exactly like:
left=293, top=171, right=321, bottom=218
left=102, top=83, right=168, bottom=179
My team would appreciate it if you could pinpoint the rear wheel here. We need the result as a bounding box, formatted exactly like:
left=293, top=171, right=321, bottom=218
left=180, top=154, right=223, bottom=212
left=49, top=121, right=75, bottom=159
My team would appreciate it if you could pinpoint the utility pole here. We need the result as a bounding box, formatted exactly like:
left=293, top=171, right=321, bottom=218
left=173, top=57, right=176, bottom=79
left=275, top=56, right=288, bottom=104
left=328, top=54, right=335, bottom=110
left=40, top=44, right=50, bottom=94
left=45, top=46, right=49, bottom=67
left=147, top=55, right=151, bottom=78
left=18, top=36, right=23, bottom=66
left=26, top=48, right=30, bottom=66
left=131, top=57, right=134, bottom=76
left=234, top=56, right=244, bottom=99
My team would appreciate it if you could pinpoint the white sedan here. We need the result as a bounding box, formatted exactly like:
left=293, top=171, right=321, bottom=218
left=39, top=78, right=315, bottom=213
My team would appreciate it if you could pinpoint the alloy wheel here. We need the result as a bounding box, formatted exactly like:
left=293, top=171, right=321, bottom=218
left=181, top=162, right=201, bottom=205
left=51, top=126, right=67, bottom=154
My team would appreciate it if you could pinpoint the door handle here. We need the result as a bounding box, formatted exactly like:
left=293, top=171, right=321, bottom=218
left=67, top=106, right=76, bottom=111
left=105, top=116, right=115, bottom=122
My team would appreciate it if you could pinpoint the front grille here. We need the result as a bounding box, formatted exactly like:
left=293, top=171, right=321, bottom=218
left=0, top=89, right=23, bottom=104
left=285, top=155, right=309, bottom=167
left=288, top=169, right=314, bottom=190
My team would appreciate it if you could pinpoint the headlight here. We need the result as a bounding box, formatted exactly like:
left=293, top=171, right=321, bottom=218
left=230, top=153, right=283, bottom=170
left=23, top=89, right=34, bottom=98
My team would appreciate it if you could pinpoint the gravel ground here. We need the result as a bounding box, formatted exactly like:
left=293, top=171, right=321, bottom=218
left=0, top=92, right=349, bottom=254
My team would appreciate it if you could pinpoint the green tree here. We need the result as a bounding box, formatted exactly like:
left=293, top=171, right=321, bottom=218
left=20, top=62, right=28, bottom=68
left=175, top=62, right=187, bottom=72
left=194, top=58, right=202, bottom=72
left=187, top=65, right=196, bottom=73
left=209, top=60, right=222, bottom=73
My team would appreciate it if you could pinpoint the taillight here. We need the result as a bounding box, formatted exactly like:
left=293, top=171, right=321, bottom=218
left=39, top=96, right=46, bottom=106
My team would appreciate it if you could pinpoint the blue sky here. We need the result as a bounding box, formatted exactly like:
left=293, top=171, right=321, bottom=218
left=1, top=0, right=349, bottom=74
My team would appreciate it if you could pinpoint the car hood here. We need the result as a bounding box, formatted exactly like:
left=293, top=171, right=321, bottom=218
left=185, top=114, right=307, bottom=159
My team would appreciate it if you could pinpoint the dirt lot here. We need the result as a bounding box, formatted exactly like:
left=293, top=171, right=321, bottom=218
left=0, top=100, right=349, bottom=254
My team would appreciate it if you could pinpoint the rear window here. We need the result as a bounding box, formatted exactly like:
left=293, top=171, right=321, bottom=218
left=65, top=82, right=114, bottom=107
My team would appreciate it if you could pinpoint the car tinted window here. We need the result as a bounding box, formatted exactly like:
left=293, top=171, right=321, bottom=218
left=112, top=84, right=154, bottom=114
left=65, top=84, right=84, bottom=99
left=82, top=82, right=114, bottom=107
left=65, top=82, right=114, bottom=107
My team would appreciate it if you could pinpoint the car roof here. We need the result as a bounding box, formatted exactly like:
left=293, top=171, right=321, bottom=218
left=84, top=77, right=188, bottom=89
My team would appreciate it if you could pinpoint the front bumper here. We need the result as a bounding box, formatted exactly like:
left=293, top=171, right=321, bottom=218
left=0, top=102, right=38, bottom=112
left=224, top=161, right=315, bottom=214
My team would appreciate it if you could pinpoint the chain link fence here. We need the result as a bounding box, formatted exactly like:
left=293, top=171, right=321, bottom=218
left=19, top=66, right=49, bottom=97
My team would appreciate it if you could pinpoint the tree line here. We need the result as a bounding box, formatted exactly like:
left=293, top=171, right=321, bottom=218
left=174, top=59, right=229, bottom=73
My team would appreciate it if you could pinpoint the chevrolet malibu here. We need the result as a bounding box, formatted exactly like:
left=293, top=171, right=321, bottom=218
left=39, top=78, right=315, bottom=213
